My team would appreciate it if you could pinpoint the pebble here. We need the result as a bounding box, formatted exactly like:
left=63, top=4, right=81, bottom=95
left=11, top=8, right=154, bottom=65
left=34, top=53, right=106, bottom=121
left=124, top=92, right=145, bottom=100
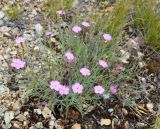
left=146, top=103, right=154, bottom=112
left=0, top=26, right=11, bottom=33
left=0, top=85, right=9, bottom=96
left=11, top=28, right=19, bottom=35
left=35, top=23, right=43, bottom=36
left=34, top=109, right=42, bottom=115
left=122, top=108, right=128, bottom=115
left=42, top=106, right=52, bottom=118
left=0, top=107, right=7, bottom=117
left=49, top=119, right=55, bottom=129
left=24, top=111, right=29, bottom=117
left=12, top=100, right=21, bottom=111
left=35, top=122, right=43, bottom=128
left=108, top=108, right=114, bottom=113
left=14, top=110, right=21, bottom=116
left=12, top=120, right=23, bottom=129
left=23, top=120, right=30, bottom=128
left=102, top=93, right=110, bottom=99
left=29, top=126, right=37, bottom=129
left=0, top=20, right=3, bottom=26
left=31, top=10, right=37, bottom=16
left=136, top=122, right=146, bottom=128
left=100, top=118, right=111, bottom=126
left=23, top=30, right=35, bottom=41
left=71, top=123, right=81, bottom=129
left=0, top=11, right=5, bottom=19
left=4, top=111, right=14, bottom=125
left=16, top=114, right=27, bottom=121
left=10, top=50, right=17, bottom=55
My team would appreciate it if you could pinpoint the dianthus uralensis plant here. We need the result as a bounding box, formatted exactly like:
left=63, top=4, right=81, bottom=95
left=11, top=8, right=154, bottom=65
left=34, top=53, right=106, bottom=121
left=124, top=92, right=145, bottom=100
left=11, top=17, right=124, bottom=116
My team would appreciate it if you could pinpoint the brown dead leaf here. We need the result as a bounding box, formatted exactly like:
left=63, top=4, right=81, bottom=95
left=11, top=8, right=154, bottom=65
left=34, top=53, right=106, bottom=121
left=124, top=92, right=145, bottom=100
left=57, top=119, right=69, bottom=126
left=68, top=109, right=80, bottom=120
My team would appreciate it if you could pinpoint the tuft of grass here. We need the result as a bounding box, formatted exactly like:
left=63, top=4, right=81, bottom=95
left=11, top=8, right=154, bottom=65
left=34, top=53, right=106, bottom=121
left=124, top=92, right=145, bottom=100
left=5, top=4, right=23, bottom=20
left=153, top=114, right=160, bottom=129
left=44, top=0, right=74, bottom=16
left=89, top=0, right=131, bottom=37
left=132, top=0, right=160, bottom=48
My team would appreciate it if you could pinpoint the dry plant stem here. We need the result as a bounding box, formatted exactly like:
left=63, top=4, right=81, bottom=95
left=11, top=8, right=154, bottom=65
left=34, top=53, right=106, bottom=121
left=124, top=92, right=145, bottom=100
left=20, top=43, right=25, bottom=59
left=2, top=54, right=10, bottom=68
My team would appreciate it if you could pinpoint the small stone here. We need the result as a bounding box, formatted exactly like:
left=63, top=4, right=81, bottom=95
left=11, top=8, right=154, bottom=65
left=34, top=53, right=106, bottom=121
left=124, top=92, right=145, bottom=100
left=12, top=101, right=21, bottom=111
left=0, top=26, right=11, bottom=33
left=122, top=108, right=128, bottom=115
left=146, top=103, right=154, bottom=112
left=0, top=85, right=9, bottom=96
left=16, top=114, right=26, bottom=121
left=0, top=108, right=7, bottom=117
left=108, top=108, right=114, bottom=113
left=136, top=122, right=146, bottom=128
left=24, top=111, right=29, bottom=117
left=35, top=122, right=43, bottom=128
left=0, top=20, right=3, bottom=26
left=100, top=118, right=111, bottom=126
left=112, top=118, right=120, bottom=127
left=4, top=111, right=14, bottom=125
left=71, top=123, right=81, bottom=129
left=102, top=93, right=110, bottom=99
left=23, top=30, right=35, bottom=41
left=42, top=107, right=52, bottom=118
left=31, top=10, right=37, bottom=16
left=137, top=52, right=144, bottom=58
left=11, top=28, right=19, bottom=35
left=34, top=46, right=39, bottom=51
left=149, top=85, right=155, bottom=90
left=119, top=50, right=130, bottom=63
left=0, top=11, right=5, bottom=19
left=11, top=120, right=23, bottom=129
left=14, top=110, right=20, bottom=116
left=35, top=23, right=43, bottom=36
left=49, top=119, right=55, bottom=129
left=124, top=121, right=129, bottom=129
left=138, top=61, right=146, bottom=68
left=29, top=126, right=36, bottom=129
left=23, top=120, right=30, bottom=128
left=34, top=109, right=42, bottom=115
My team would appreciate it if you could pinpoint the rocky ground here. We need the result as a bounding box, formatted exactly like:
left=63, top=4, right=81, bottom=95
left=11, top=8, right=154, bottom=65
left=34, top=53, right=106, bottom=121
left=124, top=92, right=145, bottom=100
left=0, top=0, right=160, bottom=129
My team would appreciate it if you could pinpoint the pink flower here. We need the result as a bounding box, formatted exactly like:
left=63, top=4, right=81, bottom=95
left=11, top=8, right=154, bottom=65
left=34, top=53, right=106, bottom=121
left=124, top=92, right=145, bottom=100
left=110, top=85, right=117, bottom=94
left=103, top=33, right=112, bottom=41
left=64, top=51, right=75, bottom=62
left=72, top=83, right=84, bottom=94
left=94, top=85, right=105, bottom=94
left=58, top=85, right=69, bottom=95
left=50, top=80, right=62, bottom=91
left=56, top=10, right=65, bottom=15
left=82, top=21, right=90, bottom=27
left=130, top=39, right=138, bottom=45
left=15, top=36, right=25, bottom=45
left=99, top=60, right=108, bottom=68
left=80, top=67, right=91, bottom=76
left=11, top=59, right=26, bottom=69
left=72, top=26, right=82, bottom=33
left=45, top=31, right=53, bottom=37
